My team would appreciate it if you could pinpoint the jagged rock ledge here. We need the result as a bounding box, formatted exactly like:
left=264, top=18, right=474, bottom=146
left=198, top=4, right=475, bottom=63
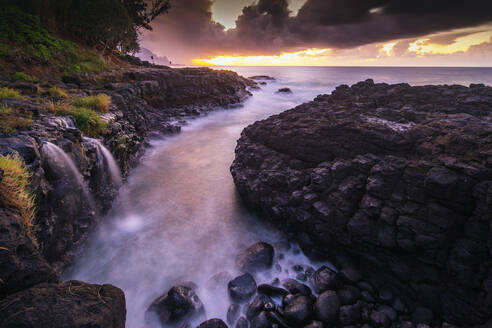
left=231, top=80, right=492, bottom=326
left=0, top=67, right=254, bottom=327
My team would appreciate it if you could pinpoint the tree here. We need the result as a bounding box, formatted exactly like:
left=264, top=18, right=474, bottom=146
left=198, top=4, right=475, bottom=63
left=4, top=0, right=170, bottom=54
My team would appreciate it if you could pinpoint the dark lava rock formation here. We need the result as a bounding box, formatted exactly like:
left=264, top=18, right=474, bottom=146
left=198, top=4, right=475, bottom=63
left=231, top=80, right=492, bottom=326
left=0, top=67, right=253, bottom=327
left=0, top=280, right=125, bottom=328
left=0, top=67, right=253, bottom=268
left=146, top=284, right=205, bottom=326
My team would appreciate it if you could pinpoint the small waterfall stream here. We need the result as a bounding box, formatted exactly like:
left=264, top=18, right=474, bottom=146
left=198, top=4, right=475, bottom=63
left=84, top=137, right=122, bottom=188
left=41, top=142, right=93, bottom=204
left=63, top=67, right=492, bottom=327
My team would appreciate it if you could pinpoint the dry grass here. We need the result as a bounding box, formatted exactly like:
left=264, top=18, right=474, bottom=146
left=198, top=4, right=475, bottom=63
left=48, top=86, right=69, bottom=99
left=0, top=87, right=23, bottom=99
left=0, top=154, right=36, bottom=243
left=46, top=100, right=70, bottom=115
left=72, top=93, right=111, bottom=112
left=0, top=105, right=33, bottom=134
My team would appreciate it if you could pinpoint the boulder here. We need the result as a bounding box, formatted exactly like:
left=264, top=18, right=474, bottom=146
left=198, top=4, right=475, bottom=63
left=250, top=311, right=270, bottom=328
left=236, top=317, right=248, bottom=328
left=339, top=301, right=362, bottom=325
left=228, top=273, right=257, bottom=302
left=196, top=318, right=228, bottom=328
left=146, top=285, right=204, bottom=326
left=235, top=242, right=274, bottom=273
left=277, top=88, right=292, bottom=93
left=310, top=266, right=341, bottom=293
left=246, top=294, right=272, bottom=320
left=314, top=290, right=340, bottom=324
left=337, top=286, right=360, bottom=305
left=282, top=279, right=312, bottom=297
left=257, top=284, right=289, bottom=297
left=283, top=295, right=314, bottom=325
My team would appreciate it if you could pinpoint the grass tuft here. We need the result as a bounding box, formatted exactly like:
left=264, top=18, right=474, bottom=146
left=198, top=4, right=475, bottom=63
left=0, top=105, right=32, bottom=133
left=48, top=86, right=68, bottom=99
left=12, top=71, right=38, bottom=83
left=0, top=87, right=22, bottom=99
left=69, top=106, right=108, bottom=136
left=0, top=154, right=36, bottom=243
left=72, top=94, right=111, bottom=112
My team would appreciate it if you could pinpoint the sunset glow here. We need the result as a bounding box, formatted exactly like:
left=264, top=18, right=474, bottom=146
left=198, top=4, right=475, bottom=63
left=193, top=48, right=331, bottom=66
left=192, top=29, right=492, bottom=67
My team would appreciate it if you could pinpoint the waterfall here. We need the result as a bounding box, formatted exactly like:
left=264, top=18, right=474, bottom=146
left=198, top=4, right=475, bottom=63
left=41, top=142, right=93, bottom=204
left=84, top=137, right=122, bottom=188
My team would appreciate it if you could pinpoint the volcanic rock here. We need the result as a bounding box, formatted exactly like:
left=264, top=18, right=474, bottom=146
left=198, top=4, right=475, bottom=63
left=235, top=242, right=274, bottom=273
left=146, top=285, right=204, bottom=326
left=196, top=318, right=228, bottom=328
left=228, top=273, right=257, bottom=302
left=231, top=80, right=492, bottom=325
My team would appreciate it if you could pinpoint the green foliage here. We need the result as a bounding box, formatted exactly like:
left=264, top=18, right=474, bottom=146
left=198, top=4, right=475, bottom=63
left=0, top=154, right=36, bottom=243
left=72, top=94, right=111, bottom=112
left=0, top=6, right=73, bottom=61
left=0, top=105, right=33, bottom=134
left=0, top=87, right=23, bottom=99
left=68, top=106, right=108, bottom=136
left=48, top=86, right=68, bottom=98
left=48, top=100, right=108, bottom=136
left=0, top=43, right=10, bottom=56
left=0, top=6, right=108, bottom=74
left=4, top=0, right=170, bottom=54
left=13, top=71, right=38, bottom=82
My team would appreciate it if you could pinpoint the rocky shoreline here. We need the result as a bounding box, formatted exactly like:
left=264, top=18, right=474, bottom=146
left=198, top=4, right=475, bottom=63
left=0, top=67, right=254, bottom=327
left=231, top=80, right=492, bottom=327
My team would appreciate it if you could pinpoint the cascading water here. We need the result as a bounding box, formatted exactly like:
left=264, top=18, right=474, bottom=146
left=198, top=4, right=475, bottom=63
left=41, top=142, right=93, bottom=204
left=84, top=137, right=122, bottom=188
left=64, top=67, right=492, bottom=327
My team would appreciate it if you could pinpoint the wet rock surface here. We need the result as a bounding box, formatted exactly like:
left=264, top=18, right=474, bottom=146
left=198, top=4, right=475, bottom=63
left=146, top=284, right=205, bottom=326
left=231, top=80, right=492, bottom=326
left=228, top=273, right=258, bottom=302
left=235, top=242, right=275, bottom=273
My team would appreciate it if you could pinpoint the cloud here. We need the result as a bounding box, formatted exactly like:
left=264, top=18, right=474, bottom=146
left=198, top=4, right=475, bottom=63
left=142, top=0, right=492, bottom=63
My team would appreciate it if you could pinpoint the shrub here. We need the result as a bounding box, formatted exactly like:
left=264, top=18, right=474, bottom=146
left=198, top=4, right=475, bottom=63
left=48, top=86, right=68, bottom=98
left=13, top=71, right=38, bottom=82
left=67, top=106, right=108, bottom=136
left=0, top=6, right=109, bottom=74
left=0, top=154, right=36, bottom=242
left=0, top=105, right=32, bottom=133
left=72, top=94, right=111, bottom=112
left=0, top=87, right=22, bottom=99
left=0, top=43, right=10, bottom=56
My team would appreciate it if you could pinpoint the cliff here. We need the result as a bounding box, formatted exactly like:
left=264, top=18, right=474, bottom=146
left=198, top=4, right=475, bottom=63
left=0, top=66, right=254, bottom=327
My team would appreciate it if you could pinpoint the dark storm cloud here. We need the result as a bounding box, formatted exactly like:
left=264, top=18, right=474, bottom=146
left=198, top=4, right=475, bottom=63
left=144, top=0, right=492, bottom=61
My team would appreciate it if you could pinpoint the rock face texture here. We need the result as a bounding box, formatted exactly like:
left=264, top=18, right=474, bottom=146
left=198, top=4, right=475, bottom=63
left=0, top=67, right=253, bottom=268
left=231, top=80, right=492, bottom=325
left=0, top=280, right=125, bottom=328
left=0, top=206, right=126, bottom=328
left=0, top=67, right=252, bottom=327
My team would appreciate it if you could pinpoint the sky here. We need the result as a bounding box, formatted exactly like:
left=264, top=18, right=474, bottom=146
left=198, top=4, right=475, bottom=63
left=140, top=0, right=492, bottom=66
